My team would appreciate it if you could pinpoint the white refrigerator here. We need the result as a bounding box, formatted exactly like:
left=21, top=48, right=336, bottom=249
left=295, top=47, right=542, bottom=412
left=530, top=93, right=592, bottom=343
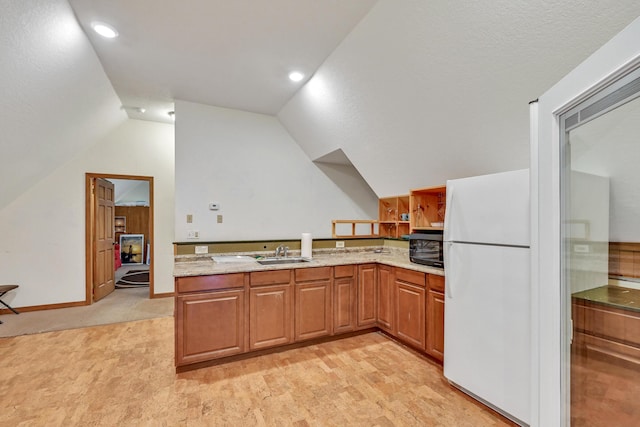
left=443, top=169, right=530, bottom=426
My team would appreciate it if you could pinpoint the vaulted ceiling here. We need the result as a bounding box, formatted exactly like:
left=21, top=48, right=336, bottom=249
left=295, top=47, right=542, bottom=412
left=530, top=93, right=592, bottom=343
left=68, top=0, right=377, bottom=123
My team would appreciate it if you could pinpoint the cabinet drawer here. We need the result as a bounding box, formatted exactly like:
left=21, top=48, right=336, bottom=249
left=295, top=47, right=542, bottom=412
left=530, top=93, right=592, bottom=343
left=176, top=273, right=245, bottom=293
left=250, top=269, right=291, bottom=286
left=395, top=268, right=425, bottom=288
left=334, top=264, right=355, bottom=278
left=428, top=274, right=445, bottom=292
left=295, top=266, right=331, bottom=282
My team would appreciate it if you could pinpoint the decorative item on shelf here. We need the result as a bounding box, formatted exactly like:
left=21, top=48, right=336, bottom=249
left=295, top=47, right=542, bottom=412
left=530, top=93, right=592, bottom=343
left=114, top=216, right=126, bottom=233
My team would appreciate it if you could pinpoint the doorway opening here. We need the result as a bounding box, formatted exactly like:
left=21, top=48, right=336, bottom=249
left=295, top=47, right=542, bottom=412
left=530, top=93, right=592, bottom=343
left=559, top=65, right=640, bottom=426
left=85, top=173, right=154, bottom=304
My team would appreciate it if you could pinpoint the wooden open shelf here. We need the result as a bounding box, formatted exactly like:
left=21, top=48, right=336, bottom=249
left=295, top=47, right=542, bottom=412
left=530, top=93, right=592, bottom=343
left=378, top=195, right=410, bottom=239
left=332, top=220, right=379, bottom=239
left=410, top=185, right=446, bottom=232
left=331, top=185, right=446, bottom=240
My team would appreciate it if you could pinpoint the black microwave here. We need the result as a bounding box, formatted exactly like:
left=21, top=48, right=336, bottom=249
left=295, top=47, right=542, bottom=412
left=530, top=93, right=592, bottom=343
left=409, top=231, right=444, bottom=268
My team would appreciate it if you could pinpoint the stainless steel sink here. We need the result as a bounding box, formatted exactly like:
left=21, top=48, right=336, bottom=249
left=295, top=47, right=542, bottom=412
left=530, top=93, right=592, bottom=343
left=256, top=257, right=311, bottom=265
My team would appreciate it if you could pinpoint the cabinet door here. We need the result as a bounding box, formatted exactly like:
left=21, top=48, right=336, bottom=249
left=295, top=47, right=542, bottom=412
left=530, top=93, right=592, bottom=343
left=395, top=281, right=426, bottom=350
left=249, top=284, right=292, bottom=350
left=333, top=276, right=356, bottom=334
left=295, top=280, right=332, bottom=341
left=175, top=289, right=245, bottom=366
left=426, top=289, right=445, bottom=361
left=377, top=265, right=394, bottom=332
left=357, top=264, right=377, bottom=328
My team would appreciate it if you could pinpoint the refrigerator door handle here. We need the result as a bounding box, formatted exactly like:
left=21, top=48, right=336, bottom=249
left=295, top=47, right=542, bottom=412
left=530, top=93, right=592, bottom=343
left=445, top=241, right=453, bottom=299
left=444, top=186, right=454, bottom=242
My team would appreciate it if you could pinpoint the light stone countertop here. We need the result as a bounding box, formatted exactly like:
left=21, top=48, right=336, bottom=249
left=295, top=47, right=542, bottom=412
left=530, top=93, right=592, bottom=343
left=174, top=247, right=445, bottom=278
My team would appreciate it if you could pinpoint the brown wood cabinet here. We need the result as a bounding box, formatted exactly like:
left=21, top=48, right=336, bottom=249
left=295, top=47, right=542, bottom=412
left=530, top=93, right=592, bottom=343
left=379, top=195, right=410, bottom=239
left=410, top=185, right=446, bottom=232
left=357, top=264, right=377, bottom=328
left=175, top=264, right=447, bottom=370
left=175, top=273, right=247, bottom=366
left=333, top=265, right=356, bottom=334
left=377, top=264, right=394, bottom=333
left=425, top=274, right=445, bottom=361
left=249, top=270, right=293, bottom=350
left=294, top=267, right=332, bottom=341
left=573, top=298, right=640, bottom=364
left=395, top=268, right=426, bottom=350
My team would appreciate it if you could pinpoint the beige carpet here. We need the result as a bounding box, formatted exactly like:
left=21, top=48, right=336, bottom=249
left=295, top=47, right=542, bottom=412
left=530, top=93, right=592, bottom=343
left=0, top=287, right=173, bottom=338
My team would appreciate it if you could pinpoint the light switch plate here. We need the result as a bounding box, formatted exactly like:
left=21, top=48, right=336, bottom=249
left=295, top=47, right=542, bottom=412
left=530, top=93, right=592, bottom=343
left=187, top=230, right=199, bottom=239
left=217, top=215, right=223, bottom=223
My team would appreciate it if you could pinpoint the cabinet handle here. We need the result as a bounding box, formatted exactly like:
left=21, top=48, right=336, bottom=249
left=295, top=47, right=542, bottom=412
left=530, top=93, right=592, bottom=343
left=445, top=241, right=454, bottom=299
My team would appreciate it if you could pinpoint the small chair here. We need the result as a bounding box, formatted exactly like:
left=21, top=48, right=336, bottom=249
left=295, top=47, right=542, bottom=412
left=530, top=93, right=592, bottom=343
left=0, top=285, right=19, bottom=324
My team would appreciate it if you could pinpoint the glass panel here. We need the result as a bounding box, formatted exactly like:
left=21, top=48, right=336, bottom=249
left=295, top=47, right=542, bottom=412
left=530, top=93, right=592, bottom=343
left=562, top=94, right=640, bottom=426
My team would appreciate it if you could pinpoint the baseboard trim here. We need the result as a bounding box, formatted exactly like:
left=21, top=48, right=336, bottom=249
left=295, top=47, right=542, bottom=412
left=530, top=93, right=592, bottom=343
left=0, top=292, right=173, bottom=314
left=152, top=292, right=174, bottom=298
left=0, top=300, right=87, bottom=315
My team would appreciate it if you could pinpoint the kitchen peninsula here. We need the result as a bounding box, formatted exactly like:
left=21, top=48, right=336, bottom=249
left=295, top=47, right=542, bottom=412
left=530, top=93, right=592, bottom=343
left=174, top=245, right=445, bottom=372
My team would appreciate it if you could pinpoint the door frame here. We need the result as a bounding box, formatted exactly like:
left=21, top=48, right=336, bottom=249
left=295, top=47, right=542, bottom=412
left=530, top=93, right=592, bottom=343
left=532, top=18, right=640, bottom=427
left=85, top=173, right=155, bottom=304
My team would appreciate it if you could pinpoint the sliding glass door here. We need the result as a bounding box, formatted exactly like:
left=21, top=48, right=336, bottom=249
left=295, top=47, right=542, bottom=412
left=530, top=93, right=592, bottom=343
left=559, top=73, right=640, bottom=426
left=532, top=17, right=640, bottom=426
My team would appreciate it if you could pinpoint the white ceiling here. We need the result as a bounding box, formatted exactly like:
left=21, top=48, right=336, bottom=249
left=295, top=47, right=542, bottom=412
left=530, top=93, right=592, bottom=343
left=68, top=0, right=377, bottom=123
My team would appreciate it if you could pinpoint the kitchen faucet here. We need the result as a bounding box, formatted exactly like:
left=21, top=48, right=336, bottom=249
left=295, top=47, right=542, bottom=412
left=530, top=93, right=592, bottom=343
left=275, top=244, right=289, bottom=258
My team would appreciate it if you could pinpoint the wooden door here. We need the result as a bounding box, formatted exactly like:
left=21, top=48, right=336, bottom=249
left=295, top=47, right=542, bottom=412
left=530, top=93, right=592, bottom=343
left=334, top=265, right=356, bottom=334
left=175, top=289, right=245, bottom=366
left=93, top=178, right=115, bottom=301
left=295, top=280, right=332, bottom=341
left=426, top=290, right=445, bottom=361
left=249, top=284, right=292, bottom=350
left=377, top=265, right=394, bottom=332
left=357, top=264, right=377, bottom=328
left=396, top=281, right=426, bottom=350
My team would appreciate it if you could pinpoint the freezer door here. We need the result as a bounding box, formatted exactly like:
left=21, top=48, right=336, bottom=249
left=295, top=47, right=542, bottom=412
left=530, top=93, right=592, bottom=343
left=444, top=169, right=530, bottom=246
left=444, top=242, right=530, bottom=425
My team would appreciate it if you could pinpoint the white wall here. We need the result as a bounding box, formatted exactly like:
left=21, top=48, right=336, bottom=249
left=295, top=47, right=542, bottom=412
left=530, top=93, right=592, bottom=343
left=112, top=179, right=150, bottom=205
left=569, top=172, right=610, bottom=293
left=174, top=100, right=378, bottom=241
left=279, top=0, right=640, bottom=197
left=0, top=119, right=175, bottom=308
left=0, top=0, right=126, bottom=210
left=570, top=97, right=640, bottom=242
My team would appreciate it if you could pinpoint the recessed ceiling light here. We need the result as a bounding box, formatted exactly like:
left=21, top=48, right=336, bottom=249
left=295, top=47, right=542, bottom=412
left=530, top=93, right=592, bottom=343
left=91, top=22, right=118, bottom=38
left=289, top=71, right=304, bottom=82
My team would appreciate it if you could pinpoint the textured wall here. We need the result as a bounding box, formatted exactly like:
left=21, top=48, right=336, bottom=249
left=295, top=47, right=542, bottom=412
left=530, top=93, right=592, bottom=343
left=0, top=0, right=125, bottom=209
left=174, top=100, right=378, bottom=241
left=279, top=0, right=640, bottom=197
left=0, top=120, right=175, bottom=307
